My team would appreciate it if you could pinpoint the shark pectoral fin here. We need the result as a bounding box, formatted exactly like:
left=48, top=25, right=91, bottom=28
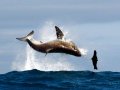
left=46, top=48, right=54, bottom=52
left=45, top=48, right=54, bottom=56
left=45, top=53, right=47, bottom=56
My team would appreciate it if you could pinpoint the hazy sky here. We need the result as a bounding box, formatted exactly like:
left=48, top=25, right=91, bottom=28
left=0, top=0, right=120, bottom=73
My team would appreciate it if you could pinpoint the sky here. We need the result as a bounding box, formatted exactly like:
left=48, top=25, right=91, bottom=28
left=0, top=0, right=120, bottom=73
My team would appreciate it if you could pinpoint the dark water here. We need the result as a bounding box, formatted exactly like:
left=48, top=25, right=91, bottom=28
left=0, top=69, right=120, bottom=90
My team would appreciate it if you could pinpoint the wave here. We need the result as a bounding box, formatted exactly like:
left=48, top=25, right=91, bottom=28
left=0, top=69, right=120, bottom=90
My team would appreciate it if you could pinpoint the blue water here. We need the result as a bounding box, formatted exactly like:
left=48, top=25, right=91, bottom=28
left=0, top=69, right=120, bottom=90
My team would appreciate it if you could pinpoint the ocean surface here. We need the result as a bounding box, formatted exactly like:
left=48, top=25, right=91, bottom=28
left=0, top=69, right=120, bottom=90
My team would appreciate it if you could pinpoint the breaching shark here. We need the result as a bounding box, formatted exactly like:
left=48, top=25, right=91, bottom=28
left=16, top=26, right=81, bottom=57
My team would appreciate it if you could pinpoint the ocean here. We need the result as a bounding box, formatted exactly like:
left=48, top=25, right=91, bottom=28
left=0, top=69, right=120, bottom=90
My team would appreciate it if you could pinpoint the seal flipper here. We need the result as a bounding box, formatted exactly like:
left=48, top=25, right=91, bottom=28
left=16, top=31, right=34, bottom=41
left=55, top=26, right=64, bottom=40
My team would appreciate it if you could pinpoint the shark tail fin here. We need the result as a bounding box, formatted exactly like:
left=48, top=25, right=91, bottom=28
left=16, top=31, right=34, bottom=41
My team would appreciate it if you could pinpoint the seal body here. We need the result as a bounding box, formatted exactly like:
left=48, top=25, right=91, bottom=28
left=91, top=50, right=98, bottom=70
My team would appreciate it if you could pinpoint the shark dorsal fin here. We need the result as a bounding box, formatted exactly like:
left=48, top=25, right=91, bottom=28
left=55, top=26, right=64, bottom=40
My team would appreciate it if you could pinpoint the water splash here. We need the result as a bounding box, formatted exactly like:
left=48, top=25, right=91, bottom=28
left=23, top=44, right=75, bottom=71
left=79, top=48, right=88, bottom=56
left=24, top=44, right=36, bottom=70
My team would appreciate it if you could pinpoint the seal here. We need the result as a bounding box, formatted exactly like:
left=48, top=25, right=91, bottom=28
left=16, top=26, right=81, bottom=57
left=91, top=50, right=98, bottom=70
